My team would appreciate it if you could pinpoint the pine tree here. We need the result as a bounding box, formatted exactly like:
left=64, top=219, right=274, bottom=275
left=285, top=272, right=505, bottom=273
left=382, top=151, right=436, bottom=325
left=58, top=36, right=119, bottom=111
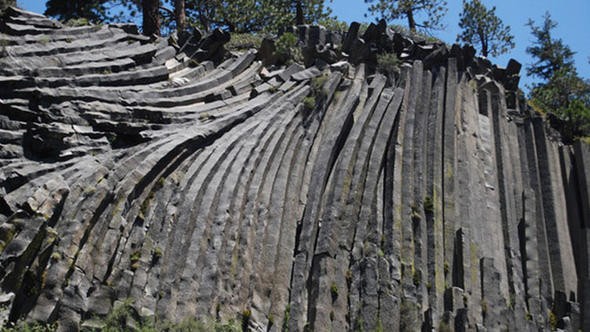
left=184, top=0, right=331, bottom=33
left=527, top=13, right=590, bottom=142
left=43, top=0, right=330, bottom=36
left=457, top=0, right=514, bottom=57
left=526, top=13, right=575, bottom=81
left=365, top=0, right=447, bottom=32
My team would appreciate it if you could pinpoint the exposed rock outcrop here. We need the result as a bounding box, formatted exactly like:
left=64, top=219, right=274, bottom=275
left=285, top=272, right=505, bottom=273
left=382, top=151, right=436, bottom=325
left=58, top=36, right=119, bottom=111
left=0, top=7, right=589, bottom=331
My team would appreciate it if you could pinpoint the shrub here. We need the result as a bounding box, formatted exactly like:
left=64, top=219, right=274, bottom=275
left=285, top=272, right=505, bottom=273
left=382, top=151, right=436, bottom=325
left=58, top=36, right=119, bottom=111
left=65, top=18, right=90, bottom=27
left=318, top=17, right=348, bottom=32
left=276, top=32, right=303, bottom=64
left=330, top=283, right=338, bottom=300
left=226, top=33, right=263, bottom=52
left=152, top=247, right=163, bottom=258
left=130, top=251, right=141, bottom=271
left=282, top=304, right=291, bottom=331
left=311, top=73, right=328, bottom=96
left=94, top=300, right=241, bottom=332
left=376, top=52, right=401, bottom=83
left=303, top=96, right=316, bottom=111
left=50, top=252, right=61, bottom=262
left=102, top=300, right=136, bottom=332
left=276, top=32, right=298, bottom=55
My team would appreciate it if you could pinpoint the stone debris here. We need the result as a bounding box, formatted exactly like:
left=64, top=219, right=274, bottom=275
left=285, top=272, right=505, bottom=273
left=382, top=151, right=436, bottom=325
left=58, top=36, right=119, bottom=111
left=0, top=7, right=589, bottom=332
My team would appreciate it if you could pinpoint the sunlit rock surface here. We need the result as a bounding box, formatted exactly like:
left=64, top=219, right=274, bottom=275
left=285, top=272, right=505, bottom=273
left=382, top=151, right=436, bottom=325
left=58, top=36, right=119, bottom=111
left=0, top=7, right=589, bottom=331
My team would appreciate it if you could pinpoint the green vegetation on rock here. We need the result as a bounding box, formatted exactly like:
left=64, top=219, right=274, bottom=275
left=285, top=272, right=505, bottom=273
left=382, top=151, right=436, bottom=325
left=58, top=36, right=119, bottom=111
left=365, top=0, right=448, bottom=32
left=526, top=13, right=590, bottom=143
left=457, top=0, right=515, bottom=57
left=376, top=52, right=401, bottom=84
left=226, top=33, right=264, bottom=52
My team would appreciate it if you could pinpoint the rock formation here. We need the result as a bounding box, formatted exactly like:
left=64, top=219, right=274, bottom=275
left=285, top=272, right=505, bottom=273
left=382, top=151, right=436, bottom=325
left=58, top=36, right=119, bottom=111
left=0, top=7, right=589, bottom=331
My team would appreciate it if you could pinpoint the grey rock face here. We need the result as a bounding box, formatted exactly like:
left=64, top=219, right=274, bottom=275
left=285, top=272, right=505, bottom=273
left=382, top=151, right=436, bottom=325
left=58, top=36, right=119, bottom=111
left=0, top=8, right=588, bottom=332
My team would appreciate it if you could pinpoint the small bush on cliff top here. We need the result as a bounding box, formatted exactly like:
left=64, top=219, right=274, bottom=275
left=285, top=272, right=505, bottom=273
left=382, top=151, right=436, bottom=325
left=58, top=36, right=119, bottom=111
left=226, top=33, right=263, bottom=52
left=377, top=52, right=401, bottom=84
left=276, top=32, right=303, bottom=65
left=65, top=18, right=90, bottom=27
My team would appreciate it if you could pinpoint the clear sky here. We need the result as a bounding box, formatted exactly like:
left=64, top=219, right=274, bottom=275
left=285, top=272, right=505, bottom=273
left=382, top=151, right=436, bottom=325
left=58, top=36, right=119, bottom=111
left=16, top=0, right=590, bottom=89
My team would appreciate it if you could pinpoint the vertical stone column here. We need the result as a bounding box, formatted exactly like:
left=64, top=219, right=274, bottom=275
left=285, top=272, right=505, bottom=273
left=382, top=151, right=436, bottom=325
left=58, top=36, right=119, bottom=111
left=573, top=142, right=590, bottom=331
left=442, top=58, right=458, bottom=294
left=423, top=66, right=446, bottom=327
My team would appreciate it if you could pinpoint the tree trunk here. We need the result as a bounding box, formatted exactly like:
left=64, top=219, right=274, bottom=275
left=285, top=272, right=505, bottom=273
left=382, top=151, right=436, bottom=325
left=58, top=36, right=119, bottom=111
left=174, top=0, right=186, bottom=32
left=199, top=14, right=210, bottom=33
left=406, top=9, right=416, bottom=32
left=295, top=0, right=304, bottom=25
left=142, top=0, right=161, bottom=36
left=478, top=30, right=488, bottom=57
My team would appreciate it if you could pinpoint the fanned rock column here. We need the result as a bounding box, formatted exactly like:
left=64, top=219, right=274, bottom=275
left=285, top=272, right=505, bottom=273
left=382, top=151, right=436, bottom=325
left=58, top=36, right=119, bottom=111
left=0, top=8, right=588, bottom=332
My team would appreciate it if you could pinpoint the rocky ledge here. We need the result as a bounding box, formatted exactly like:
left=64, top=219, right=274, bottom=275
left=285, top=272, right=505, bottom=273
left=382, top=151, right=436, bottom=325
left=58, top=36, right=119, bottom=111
left=0, top=6, right=589, bottom=332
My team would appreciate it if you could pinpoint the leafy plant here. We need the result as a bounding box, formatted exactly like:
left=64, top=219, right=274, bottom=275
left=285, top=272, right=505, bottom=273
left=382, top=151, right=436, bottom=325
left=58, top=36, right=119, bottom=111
left=226, top=33, right=263, bottom=52
left=282, top=304, right=291, bottom=331
left=376, top=52, right=401, bottom=83
left=330, top=282, right=339, bottom=300
left=303, top=96, right=317, bottom=111
left=50, top=252, right=62, bottom=262
left=65, top=18, right=90, bottom=27
left=130, top=251, right=141, bottom=271
left=275, top=32, right=303, bottom=64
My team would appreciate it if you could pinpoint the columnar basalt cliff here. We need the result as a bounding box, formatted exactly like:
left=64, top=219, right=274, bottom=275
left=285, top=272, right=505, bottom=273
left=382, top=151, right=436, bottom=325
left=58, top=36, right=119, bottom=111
left=0, top=7, right=589, bottom=331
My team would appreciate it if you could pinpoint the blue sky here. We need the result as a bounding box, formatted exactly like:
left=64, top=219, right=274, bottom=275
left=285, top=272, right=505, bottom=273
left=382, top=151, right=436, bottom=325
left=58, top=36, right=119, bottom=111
left=17, top=0, right=590, bottom=89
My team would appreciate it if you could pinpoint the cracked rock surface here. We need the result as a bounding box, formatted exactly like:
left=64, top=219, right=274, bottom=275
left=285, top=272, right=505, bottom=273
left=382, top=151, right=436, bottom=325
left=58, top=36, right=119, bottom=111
left=0, top=7, right=589, bottom=331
